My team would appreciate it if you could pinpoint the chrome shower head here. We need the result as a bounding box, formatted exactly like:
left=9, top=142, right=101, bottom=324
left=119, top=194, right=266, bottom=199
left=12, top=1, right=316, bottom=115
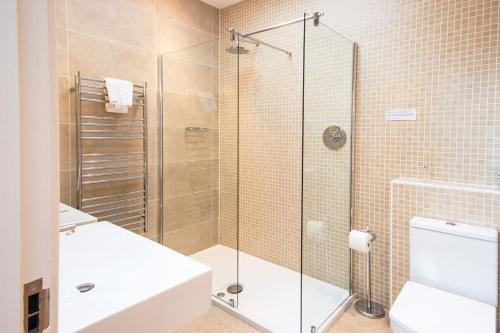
left=225, top=45, right=250, bottom=54
left=226, top=27, right=255, bottom=55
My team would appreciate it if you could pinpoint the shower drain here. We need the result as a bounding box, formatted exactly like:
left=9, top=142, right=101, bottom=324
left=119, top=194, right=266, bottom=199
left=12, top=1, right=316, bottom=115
left=227, top=283, right=243, bottom=294
left=215, top=283, right=244, bottom=307
left=76, top=283, right=95, bottom=293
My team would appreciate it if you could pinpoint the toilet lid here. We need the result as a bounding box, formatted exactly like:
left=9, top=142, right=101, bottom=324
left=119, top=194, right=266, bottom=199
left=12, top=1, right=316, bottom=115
left=389, top=281, right=496, bottom=333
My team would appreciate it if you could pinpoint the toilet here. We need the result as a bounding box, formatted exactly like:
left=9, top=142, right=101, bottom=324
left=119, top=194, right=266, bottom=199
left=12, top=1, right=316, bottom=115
left=390, top=216, right=498, bottom=333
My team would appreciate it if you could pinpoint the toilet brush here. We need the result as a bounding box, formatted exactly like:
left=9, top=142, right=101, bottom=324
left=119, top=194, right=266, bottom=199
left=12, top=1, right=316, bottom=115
left=350, top=228, right=386, bottom=319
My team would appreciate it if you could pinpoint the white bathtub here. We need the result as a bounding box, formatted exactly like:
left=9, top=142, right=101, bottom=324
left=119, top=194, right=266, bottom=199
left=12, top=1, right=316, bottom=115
left=59, top=222, right=211, bottom=333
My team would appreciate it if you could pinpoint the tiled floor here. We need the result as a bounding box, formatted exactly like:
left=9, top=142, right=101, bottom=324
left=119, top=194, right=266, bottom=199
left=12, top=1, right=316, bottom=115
left=175, top=302, right=391, bottom=333
left=328, top=304, right=391, bottom=333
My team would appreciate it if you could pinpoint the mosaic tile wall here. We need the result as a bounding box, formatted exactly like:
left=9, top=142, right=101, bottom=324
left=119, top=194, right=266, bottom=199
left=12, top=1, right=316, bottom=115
left=221, top=0, right=500, bottom=308
left=302, top=25, right=354, bottom=288
left=220, top=2, right=355, bottom=289
left=219, top=21, right=303, bottom=271
left=390, top=178, right=500, bottom=326
left=56, top=0, right=219, bottom=242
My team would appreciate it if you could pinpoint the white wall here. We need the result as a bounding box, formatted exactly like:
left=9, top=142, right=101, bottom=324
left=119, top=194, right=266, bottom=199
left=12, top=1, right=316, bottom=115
left=0, top=1, right=59, bottom=332
left=0, top=0, right=22, bottom=331
left=18, top=0, right=59, bottom=331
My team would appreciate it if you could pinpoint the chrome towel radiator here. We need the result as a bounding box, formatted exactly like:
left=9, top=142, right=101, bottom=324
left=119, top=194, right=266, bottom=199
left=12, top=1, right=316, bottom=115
left=75, top=71, right=148, bottom=233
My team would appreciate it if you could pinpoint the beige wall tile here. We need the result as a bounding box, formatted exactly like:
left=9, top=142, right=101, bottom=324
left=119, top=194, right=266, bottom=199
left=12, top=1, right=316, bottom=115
left=163, top=56, right=218, bottom=95
left=156, top=16, right=217, bottom=62
left=60, top=171, right=70, bottom=205
left=164, top=128, right=218, bottom=163
left=186, top=159, right=216, bottom=192
left=68, top=31, right=156, bottom=86
left=164, top=159, right=217, bottom=197
left=58, top=76, right=70, bottom=124
left=212, top=7, right=219, bottom=36
left=57, top=0, right=218, bottom=250
left=68, top=0, right=155, bottom=50
left=163, top=190, right=213, bottom=232
left=211, top=189, right=219, bottom=218
left=164, top=92, right=218, bottom=129
left=143, top=199, right=159, bottom=240
left=148, top=164, right=157, bottom=201
left=147, top=112, right=158, bottom=162
left=56, top=0, right=67, bottom=28
left=146, top=91, right=158, bottom=128
left=56, top=28, right=68, bottom=76
left=163, top=128, right=188, bottom=162
left=158, top=16, right=220, bottom=250
left=127, top=0, right=155, bottom=12
left=58, top=0, right=219, bottom=244
left=156, top=0, right=215, bottom=34
left=163, top=221, right=212, bottom=255
left=69, top=124, right=76, bottom=171
left=164, top=161, right=192, bottom=197
left=68, top=82, right=76, bottom=124
left=211, top=217, right=219, bottom=244
left=59, top=124, right=70, bottom=171
left=69, top=170, right=77, bottom=207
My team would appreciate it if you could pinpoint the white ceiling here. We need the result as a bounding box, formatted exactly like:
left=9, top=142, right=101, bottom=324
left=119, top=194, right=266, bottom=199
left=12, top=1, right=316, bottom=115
left=201, top=0, right=244, bottom=9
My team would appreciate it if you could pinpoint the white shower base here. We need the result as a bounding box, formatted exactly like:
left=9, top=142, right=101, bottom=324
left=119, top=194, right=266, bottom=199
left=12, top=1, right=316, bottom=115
left=191, top=245, right=350, bottom=333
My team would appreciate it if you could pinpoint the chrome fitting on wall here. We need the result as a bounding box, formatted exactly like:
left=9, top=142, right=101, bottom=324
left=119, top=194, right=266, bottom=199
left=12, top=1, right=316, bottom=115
left=313, top=12, right=321, bottom=26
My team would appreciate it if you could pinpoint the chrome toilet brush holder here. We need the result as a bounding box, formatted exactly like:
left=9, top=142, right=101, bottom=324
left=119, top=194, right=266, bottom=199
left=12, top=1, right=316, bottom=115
left=354, top=230, right=385, bottom=319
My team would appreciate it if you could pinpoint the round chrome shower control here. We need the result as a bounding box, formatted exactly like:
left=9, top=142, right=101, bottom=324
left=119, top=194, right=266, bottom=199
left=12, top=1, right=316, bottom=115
left=323, top=126, right=347, bottom=150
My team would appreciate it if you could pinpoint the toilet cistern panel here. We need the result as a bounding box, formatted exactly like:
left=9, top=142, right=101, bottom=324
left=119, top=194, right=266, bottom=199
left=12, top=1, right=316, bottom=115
left=410, top=216, right=498, bottom=307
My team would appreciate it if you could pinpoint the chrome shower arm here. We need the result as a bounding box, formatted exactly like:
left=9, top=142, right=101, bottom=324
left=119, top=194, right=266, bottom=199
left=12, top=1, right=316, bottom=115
left=242, top=35, right=291, bottom=56
left=227, top=27, right=292, bottom=56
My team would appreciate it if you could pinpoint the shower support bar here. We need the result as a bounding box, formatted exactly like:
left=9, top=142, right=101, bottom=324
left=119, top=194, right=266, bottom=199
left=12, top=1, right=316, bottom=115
left=241, top=12, right=323, bottom=37
left=228, top=12, right=323, bottom=57
left=228, top=27, right=292, bottom=56
left=243, top=34, right=292, bottom=56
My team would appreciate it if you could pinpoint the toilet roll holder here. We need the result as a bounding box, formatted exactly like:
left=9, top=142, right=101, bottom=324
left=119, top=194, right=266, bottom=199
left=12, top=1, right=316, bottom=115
left=354, top=228, right=386, bottom=319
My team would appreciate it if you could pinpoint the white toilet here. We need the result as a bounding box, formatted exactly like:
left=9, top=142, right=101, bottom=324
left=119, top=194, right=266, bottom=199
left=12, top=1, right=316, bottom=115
left=390, top=216, right=498, bottom=333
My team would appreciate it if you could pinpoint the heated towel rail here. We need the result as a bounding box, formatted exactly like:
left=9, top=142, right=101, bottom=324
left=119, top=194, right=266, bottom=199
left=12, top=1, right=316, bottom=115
left=75, top=71, right=148, bottom=233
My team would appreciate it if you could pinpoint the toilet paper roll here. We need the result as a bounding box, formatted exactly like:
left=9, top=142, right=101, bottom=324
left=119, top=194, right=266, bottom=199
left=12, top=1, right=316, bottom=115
left=306, top=220, right=325, bottom=242
left=349, top=230, right=373, bottom=253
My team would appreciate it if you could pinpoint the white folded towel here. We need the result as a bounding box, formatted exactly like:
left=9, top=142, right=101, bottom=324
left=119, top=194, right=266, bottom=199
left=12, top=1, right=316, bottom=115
left=104, top=78, right=133, bottom=113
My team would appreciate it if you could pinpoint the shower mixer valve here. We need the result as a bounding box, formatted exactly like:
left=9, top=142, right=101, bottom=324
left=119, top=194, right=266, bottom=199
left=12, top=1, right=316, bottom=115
left=323, top=125, right=347, bottom=150
left=329, top=130, right=342, bottom=141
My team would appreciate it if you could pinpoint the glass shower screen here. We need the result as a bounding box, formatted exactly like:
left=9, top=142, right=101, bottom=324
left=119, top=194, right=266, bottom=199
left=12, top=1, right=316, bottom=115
left=301, top=16, right=355, bottom=332
left=158, top=12, right=356, bottom=332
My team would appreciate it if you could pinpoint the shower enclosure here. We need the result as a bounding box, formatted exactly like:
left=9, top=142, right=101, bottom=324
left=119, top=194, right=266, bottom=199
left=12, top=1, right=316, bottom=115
left=159, top=13, right=356, bottom=333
